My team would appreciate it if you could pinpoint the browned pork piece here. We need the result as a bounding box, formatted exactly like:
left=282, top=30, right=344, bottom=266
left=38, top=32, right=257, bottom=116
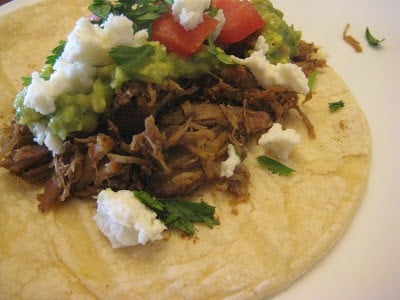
left=0, top=122, right=53, bottom=184
left=293, top=40, right=327, bottom=76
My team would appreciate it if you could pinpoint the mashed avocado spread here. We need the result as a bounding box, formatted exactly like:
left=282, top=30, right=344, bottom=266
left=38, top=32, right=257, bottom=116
left=15, top=0, right=301, bottom=150
left=15, top=71, right=113, bottom=141
left=252, top=0, right=301, bottom=63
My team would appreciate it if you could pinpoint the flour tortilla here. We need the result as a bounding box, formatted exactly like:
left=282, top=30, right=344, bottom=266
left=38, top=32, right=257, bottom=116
left=0, top=0, right=371, bottom=299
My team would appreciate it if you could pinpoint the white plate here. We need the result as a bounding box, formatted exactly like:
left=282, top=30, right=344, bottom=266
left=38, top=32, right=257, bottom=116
left=1, top=0, right=399, bottom=299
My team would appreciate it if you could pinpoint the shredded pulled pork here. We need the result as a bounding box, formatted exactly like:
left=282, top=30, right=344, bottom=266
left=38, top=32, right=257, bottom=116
left=293, top=41, right=327, bottom=76
left=0, top=123, right=53, bottom=184
left=342, top=23, right=363, bottom=53
left=0, top=42, right=322, bottom=211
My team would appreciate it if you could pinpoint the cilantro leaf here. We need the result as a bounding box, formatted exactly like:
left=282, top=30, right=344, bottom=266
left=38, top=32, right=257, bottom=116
left=89, top=0, right=169, bottom=30
left=328, top=100, right=345, bottom=112
left=21, top=76, right=32, bottom=86
left=307, top=70, right=318, bottom=90
left=45, top=40, right=66, bottom=66
left=164, top=201, right=219, bottom=229
left=88, top=0, right=112, bottom=19
left=365, top=27, right=385, bottom=46
left=124, top=1, right=169, bottom=28
left=257, top=156, right=295, bottom=176
left=21, top=64, right=53, bottom=87
left=207, top=38, right=236, bottom=65
left=134, top=190, right=219, bottom=236
left=206, top=7, right=220, bottom=18
left=109, top=44, right=155, bottom=74
left=134, top=190, right=165, bottom=211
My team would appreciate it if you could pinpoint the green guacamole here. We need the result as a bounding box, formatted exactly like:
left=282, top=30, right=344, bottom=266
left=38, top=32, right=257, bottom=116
left=15, top=0, right=300, bottom=144
left=48, top=78, right=112, bottom=140
left=110, top=42, right=220, bottom=88
left=252, top=0, right=301, bottom=64
left=15, top=70, right=113, bottom=141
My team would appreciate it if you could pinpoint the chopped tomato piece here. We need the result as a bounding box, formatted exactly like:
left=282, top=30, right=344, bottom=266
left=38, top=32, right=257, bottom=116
left=152, top=13, right=218, bottom=57
left=212, top=0, right=265, bottom=44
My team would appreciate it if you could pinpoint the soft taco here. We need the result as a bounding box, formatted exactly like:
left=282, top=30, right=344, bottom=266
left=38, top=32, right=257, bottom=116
left=0, top=0, right=371, bottom=299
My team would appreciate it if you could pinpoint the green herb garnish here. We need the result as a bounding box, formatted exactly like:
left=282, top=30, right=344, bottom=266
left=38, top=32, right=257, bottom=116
left=365, top=27, right=385, bottom=46
left=308, top=70, right=318, bottom=90
left=257, top=156, right=295, bottom=176
left=89, top=0, right=170, bottom=31
left=21, top=76, right=32, bottom=87
left=88, top=0, right=111, bottom=19
left=206, top=7, right=220, bottom=18
left=124, top=0, right=169, bottom=30
left=207, top=38, right=236, bottom=65
left=328, top=100, right=345, bottom=112
left=109, top=44, right=155, bottom=74
left=134, top=190, right=219, bottom=235
left=45, top=40, right=66, bottom=66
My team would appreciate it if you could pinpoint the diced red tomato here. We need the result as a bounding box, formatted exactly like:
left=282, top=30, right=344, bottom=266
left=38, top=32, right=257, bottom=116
left=152, top=13, right=218, bottom=57
left=212, top=0, right=265, bottom=44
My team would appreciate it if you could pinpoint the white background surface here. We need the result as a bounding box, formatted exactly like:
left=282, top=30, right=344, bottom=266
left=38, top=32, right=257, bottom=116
left=1, top=0, right=399, bottom=299
left=273, top=0, right=400, bottom=299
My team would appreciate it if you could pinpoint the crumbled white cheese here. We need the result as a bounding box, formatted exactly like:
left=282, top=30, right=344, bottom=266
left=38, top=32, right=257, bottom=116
left=94, top=189, right=167, bottom=248
left=31, top=121, right=63, bottom=154
left=258, top=123, right=301, bottom=160
left=254, top=34, right=270, bottom=54
left=172, top=0, right=211, bottom=30
left=52, top=60, right=96, bottom=94
left=61, top=14, right=135, bottom=65
left=61, top=18, right=109, bottom=65
left=31, top=122, right=47, bottom=145
left=24, top=72, right=58, bottom=115
left=210, top=9, right=225, bottom=41
left=102, top=14, right=136, bottom=47
left=231, top=36, right=310, bottom=94
left=132, top=29, right=149, bottom=47
left=220, top=144, right=241, bottom=178
left=24, top=62, right=96, bottom=116
left=44, top=132, right=64, bottom=154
